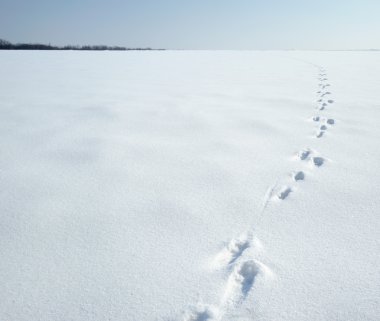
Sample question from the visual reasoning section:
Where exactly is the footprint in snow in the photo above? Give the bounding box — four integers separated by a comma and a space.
312, 116, 320, 122
183, 305, 219, 321
296, 149, 311, 160
316, 131, 324, 138
211, 233, 258, 268
293, 171, 305, 181
222, 260, 270, 307
311, 156, 325, 167
328, 99, 334, 104
277, 186, 292, 200
327, 118, 335, 125
320, 124, 327, 131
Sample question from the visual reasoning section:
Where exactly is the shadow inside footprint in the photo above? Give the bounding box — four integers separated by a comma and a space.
277, 186, 292, 200
312, 157, 324, 167
227, 238, 250, 265
221, 258, 274, 309
327, 119, 335, 125
213, 235, 251, 268
293, 171, 305, 181
237, 261, 260, 296
184, 305, 218, 321
297, 149, 311, 160
189, 311, 212, 321
316, 131, 324, 138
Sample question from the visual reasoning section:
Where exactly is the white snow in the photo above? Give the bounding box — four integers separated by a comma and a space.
0, 50, 379, 321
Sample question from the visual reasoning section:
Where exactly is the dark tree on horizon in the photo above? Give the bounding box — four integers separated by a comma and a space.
0, 38, 160, 51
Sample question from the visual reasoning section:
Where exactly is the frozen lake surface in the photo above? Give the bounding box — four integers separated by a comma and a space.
0, 50, 379, 320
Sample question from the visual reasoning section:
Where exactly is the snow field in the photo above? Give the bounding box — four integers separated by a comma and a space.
0, 50, 379, 321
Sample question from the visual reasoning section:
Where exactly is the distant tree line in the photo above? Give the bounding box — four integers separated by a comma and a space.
0, 39, 162, 51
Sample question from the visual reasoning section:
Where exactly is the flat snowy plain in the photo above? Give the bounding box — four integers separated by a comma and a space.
0, 51, 379, 321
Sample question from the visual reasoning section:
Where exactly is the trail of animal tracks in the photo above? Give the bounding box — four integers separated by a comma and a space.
0, 51, 379, 321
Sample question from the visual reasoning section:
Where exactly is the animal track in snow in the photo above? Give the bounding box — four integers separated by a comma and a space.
183, 305, 219, 321
316, 131, 324, 138
222, 260, 271, 307
212, 234, 252, 268
181, 65, 335, 321
293, 171, 305, 181
277, 186, 292, 200
296, 148, 311, 160
233, 261, 259, 296
311, 156, 325, 167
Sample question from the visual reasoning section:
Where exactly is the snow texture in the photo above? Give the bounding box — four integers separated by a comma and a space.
0, 51, 379, 321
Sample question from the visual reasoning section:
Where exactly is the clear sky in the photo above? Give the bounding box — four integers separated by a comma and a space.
1, 0, 380, 49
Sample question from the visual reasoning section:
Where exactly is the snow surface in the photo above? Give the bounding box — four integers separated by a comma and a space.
0, 50, 379, 321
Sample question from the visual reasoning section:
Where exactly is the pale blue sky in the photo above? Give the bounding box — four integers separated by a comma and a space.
1, 0, 379, 49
